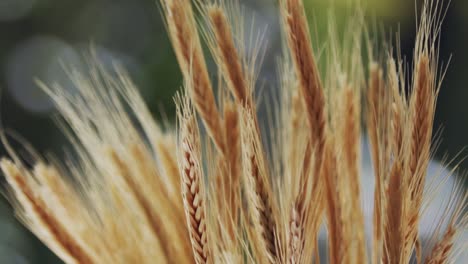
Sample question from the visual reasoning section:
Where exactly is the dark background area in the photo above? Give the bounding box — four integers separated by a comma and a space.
0, 0, 466, 262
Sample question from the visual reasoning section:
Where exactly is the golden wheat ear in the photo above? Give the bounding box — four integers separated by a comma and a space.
160, 0, 225, 154
176, 92, 211, 264
2, 61, 202, 263
280, 0, 329, 262
205, 5, 249, 106
366, 1, 457, 263
200, 4, 246, 250
423, 176, 467, 264
0, 159, 95, 264
238, 105, 279, 264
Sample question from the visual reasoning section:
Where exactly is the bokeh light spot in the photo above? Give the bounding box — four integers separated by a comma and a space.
0, 0, 35, 21
6, 36, 83, 114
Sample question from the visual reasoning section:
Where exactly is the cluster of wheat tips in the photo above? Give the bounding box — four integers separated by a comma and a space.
0, 0, 467, 263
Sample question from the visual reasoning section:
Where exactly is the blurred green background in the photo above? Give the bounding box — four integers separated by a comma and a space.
0, 0, 466, 262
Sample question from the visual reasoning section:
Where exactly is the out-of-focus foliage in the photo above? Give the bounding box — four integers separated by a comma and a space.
304, 0, 405, 16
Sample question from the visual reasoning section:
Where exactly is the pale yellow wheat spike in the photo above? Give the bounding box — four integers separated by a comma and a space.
90, 150, 168, 263
383, 159, 406, 264
29, 163, 109, 262
161, 4, 237, 252
281, 0, 326, 157
402, 1, 442, 260
405, 54, 436, 261
381, 60, 410, 264
388, 57, 406, 156
0, 160, 95, 264
280, 0, 329, 262
204, 1, 282, 259
283, 86, 314, 264
321, 139, 345, 264
12, 63, 196, 263
286, 94, 322, 264
206, 151, 239, 261
287, 90, 307, 180
223, 102, 241, 240
239, 106, 278, 264
336, 86, 367, 263
378, 1, 445, 262
207, 145, 241, 259
277, 52, 317, 263
47, 66, 191, 263
408, 54, 435, 199
207, 5, 250, 107
177, 93, 211, 264
367, 63, 392, 263
203, 4, 246, 245
203, 120, 245, 263
209, 148, 231, 247
116, 71, 183, 210
288, 204, 305, 264
104, 145, 192, 263
110, 69, 190, 258
424, 184, 467, 264
325, 11, 368, 263
156, 134, 184, 208
161, 0, 225, 153
287, 148, 323, 264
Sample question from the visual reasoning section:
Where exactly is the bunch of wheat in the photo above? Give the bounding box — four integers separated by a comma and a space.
1, 0, 466, 263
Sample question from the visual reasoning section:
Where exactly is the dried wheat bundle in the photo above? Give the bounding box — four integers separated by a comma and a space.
1, 0, 466, 263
